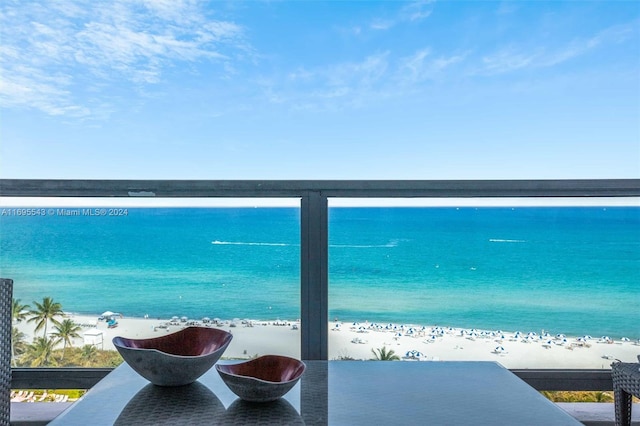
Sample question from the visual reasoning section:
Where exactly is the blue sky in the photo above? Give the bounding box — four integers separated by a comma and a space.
1, 1, 639, 180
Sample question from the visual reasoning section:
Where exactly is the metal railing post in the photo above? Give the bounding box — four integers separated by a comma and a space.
300, 192, 328, 360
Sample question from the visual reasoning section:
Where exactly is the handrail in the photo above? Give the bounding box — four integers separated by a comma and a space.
10, 367, 614, 392
1, 179, 639, 198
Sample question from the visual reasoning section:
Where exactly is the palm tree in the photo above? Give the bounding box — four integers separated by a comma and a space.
27, 297, 63, 338
24, 337, 57, 367
80, 345, 98, 367
594, 391, 613, 403
12, 298, 30, 323
370, 346, 400, 361
51, 319, 82, 359
11, 327, 27, 367
11, 298, 30, 367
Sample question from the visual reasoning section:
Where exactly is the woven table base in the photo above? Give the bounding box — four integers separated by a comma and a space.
1, 279, 13, 426
612, 361, 640, 426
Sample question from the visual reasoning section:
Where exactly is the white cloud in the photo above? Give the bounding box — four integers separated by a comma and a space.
400, 1, 434, 22
263, 46, 466, 111
482, 47, 538, 74
397, 48, 466, 84
0, 0, 245, 117
326, 52, 390, 88
370, 0, 434, 31
480, 21, 638, 74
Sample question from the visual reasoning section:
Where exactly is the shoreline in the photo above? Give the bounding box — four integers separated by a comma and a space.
14, 313, 640, 369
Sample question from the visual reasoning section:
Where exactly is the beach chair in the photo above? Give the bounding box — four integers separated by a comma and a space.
1, 278, 13, 426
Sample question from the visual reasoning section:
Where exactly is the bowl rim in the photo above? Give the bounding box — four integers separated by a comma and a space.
113, 326, 233, 359
215, 355, 306, 385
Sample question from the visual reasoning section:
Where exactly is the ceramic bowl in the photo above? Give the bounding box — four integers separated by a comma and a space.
216, 355, 306, 402
113, 326, 233, 386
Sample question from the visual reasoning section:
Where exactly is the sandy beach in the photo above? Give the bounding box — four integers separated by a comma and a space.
15, 313, 640, 369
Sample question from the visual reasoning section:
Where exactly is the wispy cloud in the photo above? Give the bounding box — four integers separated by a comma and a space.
400, 1, 435, 22
256, 52, 392, 110
369, 0, 434, 31
0, 0, 246, 117
260, 46, 466, 111
397, 48, 466, 83
480, 20, 638, 74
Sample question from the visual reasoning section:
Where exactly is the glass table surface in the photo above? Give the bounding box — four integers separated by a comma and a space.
49, 361, 581, 425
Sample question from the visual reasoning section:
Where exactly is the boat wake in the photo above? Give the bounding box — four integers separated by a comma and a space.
212, 240, 291, 247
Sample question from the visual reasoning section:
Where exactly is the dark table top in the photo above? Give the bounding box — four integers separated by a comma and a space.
50, 360, 581, 425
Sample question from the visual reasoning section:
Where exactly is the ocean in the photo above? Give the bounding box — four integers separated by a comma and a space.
1, 206, 638, 339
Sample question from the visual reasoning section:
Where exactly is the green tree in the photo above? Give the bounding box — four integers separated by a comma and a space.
370, 346, 400, 361
12, 298, 30, 323
24, 337, 57, 367
27, 297, 63, 338
11, 327, 27, 367
11, 299, 31, 367
79, 345, 98, 367
51, 319, 82, 359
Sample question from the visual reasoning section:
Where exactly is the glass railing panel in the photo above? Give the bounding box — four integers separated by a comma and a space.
327, 198, 640, 368
1, 198, 301, 368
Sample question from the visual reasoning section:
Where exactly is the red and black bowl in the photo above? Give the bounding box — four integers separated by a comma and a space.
216, 355, 306, 402
113, 327, 233, 387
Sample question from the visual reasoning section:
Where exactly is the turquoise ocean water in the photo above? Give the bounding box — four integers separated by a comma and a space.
1, 207, 638, 338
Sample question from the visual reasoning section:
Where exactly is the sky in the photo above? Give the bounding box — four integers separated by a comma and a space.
0, 0, 639, 181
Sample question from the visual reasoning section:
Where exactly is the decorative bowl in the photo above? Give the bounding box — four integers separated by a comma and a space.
215, 355, 306, 402
113, 326, 232, 386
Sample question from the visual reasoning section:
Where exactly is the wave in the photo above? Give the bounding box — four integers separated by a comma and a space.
212, 240, 399, 248
330, 242, 398, 248
212, 240, 291, 247
489, 239, 526, 243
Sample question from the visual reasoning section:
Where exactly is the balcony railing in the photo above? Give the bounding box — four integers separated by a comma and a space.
2, 178, 639, 392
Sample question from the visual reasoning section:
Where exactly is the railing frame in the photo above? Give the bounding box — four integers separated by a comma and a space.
2, 179, 639, 388
9, 367, 614, 392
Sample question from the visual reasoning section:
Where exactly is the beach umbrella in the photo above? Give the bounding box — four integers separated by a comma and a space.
621, 337, 630, 342
101, 311, 115, 317
494, 346, 505, 353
